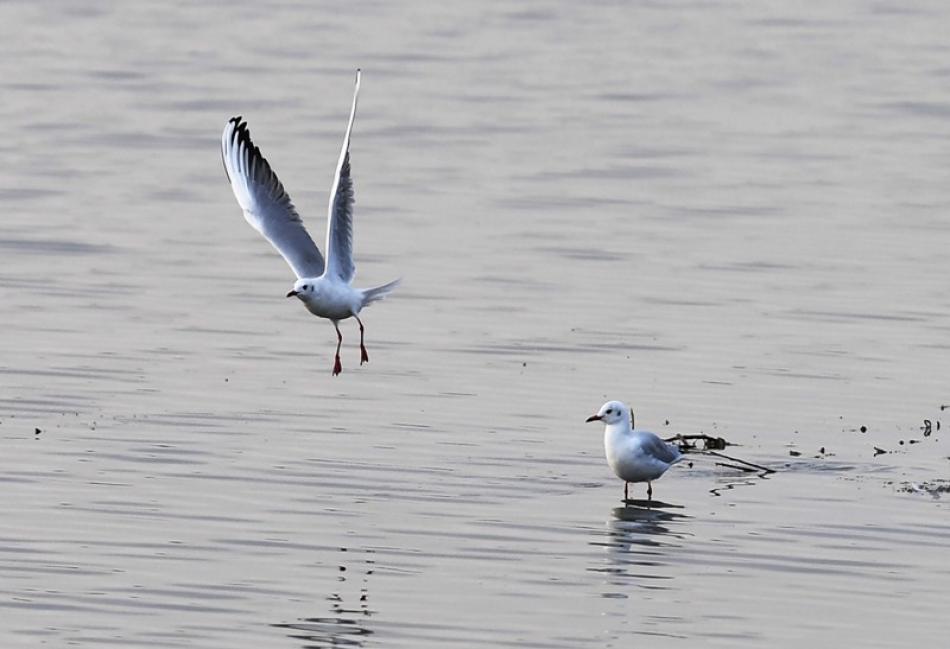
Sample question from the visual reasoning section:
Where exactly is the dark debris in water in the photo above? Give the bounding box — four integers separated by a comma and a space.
665, 433, 730, 452
664, 434, 774, 474
850, 412, 943, 457
708, 450, 774, 475
894, 480, 950, 499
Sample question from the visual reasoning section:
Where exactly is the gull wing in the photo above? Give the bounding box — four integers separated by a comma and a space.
222, 117, 325, 279
640, 432, 683, 465
324, 69, 361, 283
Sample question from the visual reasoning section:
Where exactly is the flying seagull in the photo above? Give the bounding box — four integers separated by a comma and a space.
586, 400, 683, 501
221, 69, 399, 375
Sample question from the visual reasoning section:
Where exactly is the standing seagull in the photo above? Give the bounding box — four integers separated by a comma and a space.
586, 400, 683, 501
221, 69, 399, 375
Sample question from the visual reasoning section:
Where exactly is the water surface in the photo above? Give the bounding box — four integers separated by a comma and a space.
1, 1, 949, 647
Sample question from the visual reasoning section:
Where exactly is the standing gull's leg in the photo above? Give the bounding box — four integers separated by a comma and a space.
624, 482, 629, 501
647, 482, 653, 501
355, 315, 369, 365
332, 321, 343, 376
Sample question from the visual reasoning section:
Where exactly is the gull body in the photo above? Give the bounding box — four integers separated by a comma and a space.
295, 279, 364, 321
221, 69, 399, 375
586, 400, 683, 501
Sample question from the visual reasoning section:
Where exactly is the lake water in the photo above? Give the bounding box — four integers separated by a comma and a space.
2, 1, 949, 647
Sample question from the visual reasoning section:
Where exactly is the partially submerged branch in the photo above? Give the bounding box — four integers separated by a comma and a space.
665, 433, 732, 451
715, 461, 758, 473
705, 450, 776, 475
665, 433, 776, 474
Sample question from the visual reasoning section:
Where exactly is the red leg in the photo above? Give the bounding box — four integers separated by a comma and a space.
332, 321, 343, 376
355, 315, 369, 365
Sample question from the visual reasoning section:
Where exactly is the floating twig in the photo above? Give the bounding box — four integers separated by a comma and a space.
665, 433, 774, 473
666, 433, 731, 451
715, 461, 758, 473
705, 450, 775, 474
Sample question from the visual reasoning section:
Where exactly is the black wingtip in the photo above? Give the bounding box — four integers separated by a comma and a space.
234, 121, 256, 156
225, 117, 281, 193
225, 116, 250, 151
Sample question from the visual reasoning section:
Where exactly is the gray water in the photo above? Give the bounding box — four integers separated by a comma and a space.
2, 1, 949, 646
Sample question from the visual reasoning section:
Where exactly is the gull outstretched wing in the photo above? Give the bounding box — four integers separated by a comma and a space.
324, 69, 361, 283
222, 117, 325, 279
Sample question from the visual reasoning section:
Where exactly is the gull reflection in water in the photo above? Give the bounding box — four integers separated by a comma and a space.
589, 501, 691, 594
274, 547, 376, 648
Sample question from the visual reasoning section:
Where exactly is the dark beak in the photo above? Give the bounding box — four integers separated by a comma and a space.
286, 290, 299, 298
585, 414, 602, 423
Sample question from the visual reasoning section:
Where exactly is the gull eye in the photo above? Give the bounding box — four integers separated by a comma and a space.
303, 284, 309, 290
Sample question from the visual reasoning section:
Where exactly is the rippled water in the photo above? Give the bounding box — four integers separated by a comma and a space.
2, 1, 949, 647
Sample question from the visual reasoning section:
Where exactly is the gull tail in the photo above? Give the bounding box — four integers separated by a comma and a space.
360, 278, 401, 308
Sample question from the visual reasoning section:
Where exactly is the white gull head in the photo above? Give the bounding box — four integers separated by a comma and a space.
585, 400, 629, 427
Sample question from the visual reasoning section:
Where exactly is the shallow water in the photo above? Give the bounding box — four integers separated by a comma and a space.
2, 1, 949, 647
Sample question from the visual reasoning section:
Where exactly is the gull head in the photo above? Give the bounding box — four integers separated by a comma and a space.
286, 279, 317, 301
586, 400, 629, 426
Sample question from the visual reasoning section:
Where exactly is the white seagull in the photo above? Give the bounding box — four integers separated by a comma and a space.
221, 69, 399, 375
586, 400, 683, 501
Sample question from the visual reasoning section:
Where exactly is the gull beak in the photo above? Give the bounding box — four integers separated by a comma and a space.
585, 414, 602, 423
286, 290, 299, 298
